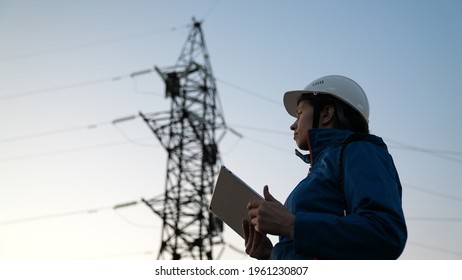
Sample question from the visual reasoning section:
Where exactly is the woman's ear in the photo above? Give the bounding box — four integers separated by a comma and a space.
320, 105, 336, 127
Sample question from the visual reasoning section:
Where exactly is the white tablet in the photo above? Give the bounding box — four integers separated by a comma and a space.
209, 165, 263, 238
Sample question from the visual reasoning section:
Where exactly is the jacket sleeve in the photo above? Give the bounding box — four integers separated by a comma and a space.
293, 141, 407, 259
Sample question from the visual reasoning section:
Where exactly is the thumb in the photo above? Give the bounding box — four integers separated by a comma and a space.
263, 185, 276, 201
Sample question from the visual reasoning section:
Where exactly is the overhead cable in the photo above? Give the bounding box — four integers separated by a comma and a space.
0, 205, 113, 226
407, 241, 462, 257
0, 114, 140, 144
404, 183, 462, 204
0, 199, 146, 227
0, 24, 189, 63
216, 77, 280, 106
0, 137, 155, 163
0, 68, 152, 101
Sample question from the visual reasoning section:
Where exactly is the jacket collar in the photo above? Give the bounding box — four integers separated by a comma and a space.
296, 128, 353, 165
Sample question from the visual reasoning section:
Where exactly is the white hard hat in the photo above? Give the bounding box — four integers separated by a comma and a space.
283, 75, 370, 124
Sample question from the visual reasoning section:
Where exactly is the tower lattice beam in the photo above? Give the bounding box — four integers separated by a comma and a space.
140, 19, 226, 260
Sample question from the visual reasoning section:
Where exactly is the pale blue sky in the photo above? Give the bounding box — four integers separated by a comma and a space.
1, 0, 461, 259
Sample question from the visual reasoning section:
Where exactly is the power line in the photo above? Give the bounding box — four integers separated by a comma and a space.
0, 136, 156, 163
200, 0, 222, 21
219, 80, 462, 162
1, 72, 135, 101
385, 137, 462, 156
242, 135, 288, 154
404, 183, 462, 204
0, 114, 158, 162
113, 209, 161, 229
233, 124, 462, 165
0, 67, 162, 101
0, 205, 113, 226
0, 119, 260, 156
131, 74, 164, 97
407, 241, 462, 258
407, 217, 462, 222
0, 119, 115, 144
233, 124, 462, 158
218, 80, 462, 162
229, 124, 287, 135
0, 24, 189, 63
0, 76, 127, 101
113, 124, 160, 148
0, 114, 142, 145
2, 113, 461, 197
0, 199, 149, 227
216, 77, 280, 106
385, 138, 462, 165
4, 67, 459, 164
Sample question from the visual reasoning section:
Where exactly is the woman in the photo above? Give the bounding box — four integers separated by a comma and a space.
243, 75, 407, 259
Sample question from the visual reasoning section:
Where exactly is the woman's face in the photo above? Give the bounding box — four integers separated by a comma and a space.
290, 100, 314, 151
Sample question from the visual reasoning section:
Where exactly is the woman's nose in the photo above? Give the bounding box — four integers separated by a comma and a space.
290, 120, 297, 131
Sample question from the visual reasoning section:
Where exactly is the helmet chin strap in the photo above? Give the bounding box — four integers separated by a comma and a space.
294, 96, 320, 165
295, 149, 310, 164
312, 98, 321, 129
295, 98, 322, 165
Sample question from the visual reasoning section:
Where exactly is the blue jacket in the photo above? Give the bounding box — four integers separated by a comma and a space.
271, 129, 407, 259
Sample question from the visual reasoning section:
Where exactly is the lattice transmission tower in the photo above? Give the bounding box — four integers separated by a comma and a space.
140, 19, 226, 260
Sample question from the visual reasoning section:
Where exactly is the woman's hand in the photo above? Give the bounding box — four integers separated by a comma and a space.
242, 219, 273, 259
247, 185, 295, 237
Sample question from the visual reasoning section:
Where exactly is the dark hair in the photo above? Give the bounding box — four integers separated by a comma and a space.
298, 94, 369, 133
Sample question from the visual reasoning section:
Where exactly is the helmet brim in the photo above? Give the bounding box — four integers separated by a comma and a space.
283, 90, 316, 118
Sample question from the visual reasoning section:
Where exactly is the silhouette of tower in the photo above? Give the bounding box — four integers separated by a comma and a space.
140, 18, 226, 260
